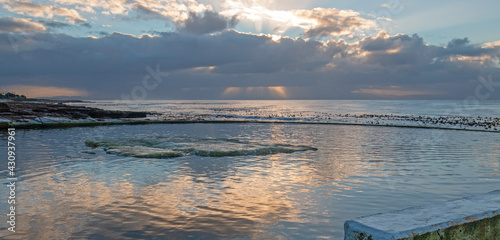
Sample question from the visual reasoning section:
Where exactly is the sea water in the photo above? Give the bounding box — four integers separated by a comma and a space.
74, 100, 500, 131
0, 100, 499, 239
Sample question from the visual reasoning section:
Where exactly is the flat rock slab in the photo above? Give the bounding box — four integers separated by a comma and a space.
0, 100, 149, 122
344, 190, 500, 239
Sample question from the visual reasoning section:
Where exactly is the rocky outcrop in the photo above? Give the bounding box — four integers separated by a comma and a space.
0, 100, 149, 123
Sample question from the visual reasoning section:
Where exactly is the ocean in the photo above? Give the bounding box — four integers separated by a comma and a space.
1, 100, 499, 239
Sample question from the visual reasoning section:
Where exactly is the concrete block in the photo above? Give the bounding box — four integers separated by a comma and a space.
344, 190, 500, 239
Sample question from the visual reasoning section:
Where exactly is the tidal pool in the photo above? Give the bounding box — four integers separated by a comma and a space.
1, 123, 499, 239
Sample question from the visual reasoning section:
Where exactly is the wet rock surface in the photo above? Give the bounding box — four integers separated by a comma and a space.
85, 136, 318, 158
0, 100, 149, 123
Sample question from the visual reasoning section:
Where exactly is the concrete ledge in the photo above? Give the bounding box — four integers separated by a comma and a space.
344, 190, 500, 240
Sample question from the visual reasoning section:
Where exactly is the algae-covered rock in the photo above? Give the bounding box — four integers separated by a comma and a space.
84, 140, 100, 148
85, 136, 317, 159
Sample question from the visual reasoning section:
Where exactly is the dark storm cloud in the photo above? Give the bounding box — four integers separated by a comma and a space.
212, 36, 342, 74
0, 30, 499, 99
0, 30, 335, 76
177, 10, 238, 35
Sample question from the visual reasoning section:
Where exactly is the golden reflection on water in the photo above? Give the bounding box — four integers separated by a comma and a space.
3, 122, 499, 239
17, 127, 372, 239
4, 125, 389, 239
14, 150, 335, 239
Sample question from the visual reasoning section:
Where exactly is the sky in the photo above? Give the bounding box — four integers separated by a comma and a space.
0, 0, 499, 100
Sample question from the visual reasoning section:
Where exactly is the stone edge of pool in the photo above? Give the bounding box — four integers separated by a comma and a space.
344, 190, 500, 240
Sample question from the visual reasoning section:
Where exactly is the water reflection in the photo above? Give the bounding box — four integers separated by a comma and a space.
0, 123, 499, 239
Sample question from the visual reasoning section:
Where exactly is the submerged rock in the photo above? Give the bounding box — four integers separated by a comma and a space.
85, 136, 317, 159
80, 150, 97, 155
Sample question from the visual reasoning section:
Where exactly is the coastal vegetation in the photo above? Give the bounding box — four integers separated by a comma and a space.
0, 92, 26, 100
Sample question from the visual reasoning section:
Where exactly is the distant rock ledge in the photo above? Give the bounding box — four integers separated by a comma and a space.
0, 100, 150, 128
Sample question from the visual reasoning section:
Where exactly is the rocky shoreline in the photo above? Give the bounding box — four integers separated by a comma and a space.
0, 100, 150, 128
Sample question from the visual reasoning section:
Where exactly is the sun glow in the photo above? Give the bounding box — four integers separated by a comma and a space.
190, 66, 216, 71
1, 85, 89, 98
221, 0, 316, 34
352, 87, 442, 97
223, 86, 288, 99
268, 86, 287, 98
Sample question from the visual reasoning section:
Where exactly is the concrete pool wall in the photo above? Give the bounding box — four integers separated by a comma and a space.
344, 190, 500, 239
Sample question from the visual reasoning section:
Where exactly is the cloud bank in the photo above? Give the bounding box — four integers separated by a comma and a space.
0, 1, 499, 99
1, 29, 498, 99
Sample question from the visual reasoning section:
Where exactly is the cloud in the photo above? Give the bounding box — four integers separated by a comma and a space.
443, 37, 494, 57
177, 10, 238, 34
220, 0, 301, 33
483, 40, 500, 48
30, 20, 91, 31
0, 30, 337, 75
355, 32, 430, 66
96, 31, 109, 36
75, 5, 95, 14
293, 8, 376, 38
80, 22, 92, 28
0, 17, 46, 33
45, 0, 211, 22
50, 0, 128, 15
37, 20, 72, 29
0, 30, 498, 100
130, 0, 210, 21
1, 0, 374, 40
4, 1, 87, 24
220, 2, 376, 38
133, 3, 168, 20
346, 31, 499, 71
